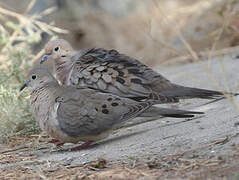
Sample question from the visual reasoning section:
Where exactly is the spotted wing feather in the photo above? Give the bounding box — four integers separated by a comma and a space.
56, 87, 154, 138
69, 48, 171, 99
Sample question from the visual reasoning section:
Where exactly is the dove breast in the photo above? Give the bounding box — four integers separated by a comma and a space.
30, 86, 75, 142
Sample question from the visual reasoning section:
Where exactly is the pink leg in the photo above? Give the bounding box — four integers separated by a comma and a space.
48, 138, 61, 143
48, 138, 65, 147
70, 141, 93, 151
56, 142, 65, 147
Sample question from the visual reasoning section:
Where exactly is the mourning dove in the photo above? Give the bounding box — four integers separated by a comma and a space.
40, 39, 236, 101
20, 67, 203, 150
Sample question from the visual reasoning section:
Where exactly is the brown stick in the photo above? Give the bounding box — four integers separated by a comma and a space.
169, 133, 239, 157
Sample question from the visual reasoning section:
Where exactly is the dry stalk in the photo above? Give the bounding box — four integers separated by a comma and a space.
163, 45, 239, 65
152, 0, 239, 111
0, 6, 68, 34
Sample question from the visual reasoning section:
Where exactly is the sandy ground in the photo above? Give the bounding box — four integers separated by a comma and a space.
1, 51, 239, 179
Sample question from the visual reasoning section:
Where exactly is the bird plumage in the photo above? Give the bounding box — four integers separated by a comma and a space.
20, 67, 203, 145
40, 39, 235, 101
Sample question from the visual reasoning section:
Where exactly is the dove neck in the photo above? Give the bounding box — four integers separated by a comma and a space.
55, 60, 73, 85
32, 82, 61, 103
30, 82, 61, 131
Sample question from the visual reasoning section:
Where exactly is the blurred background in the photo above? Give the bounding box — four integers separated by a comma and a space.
0, 0, 238, 142
1, 0, 239, 64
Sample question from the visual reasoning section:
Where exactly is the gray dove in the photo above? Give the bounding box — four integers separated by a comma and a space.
20, 67, 203, 150
40, 39, 237, 101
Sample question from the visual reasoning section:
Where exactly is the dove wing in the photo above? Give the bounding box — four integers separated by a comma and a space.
69, 48, 172, 99
56, 87, 155, 138
68, 48, 228, 100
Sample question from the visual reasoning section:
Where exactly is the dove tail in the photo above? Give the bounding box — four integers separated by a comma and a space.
141, 106, 204, 118
160, 84, 238, 99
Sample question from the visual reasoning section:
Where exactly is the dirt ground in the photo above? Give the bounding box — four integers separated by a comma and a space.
0, 48, 239, 179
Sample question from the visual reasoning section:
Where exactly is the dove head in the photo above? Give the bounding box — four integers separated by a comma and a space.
20, 67, 58, 91
40, 39, 73, 65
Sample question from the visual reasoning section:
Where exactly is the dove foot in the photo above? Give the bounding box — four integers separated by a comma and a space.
48, 138, 61, 143
56, 142, 65, 147
70, 141, 93, 151
48, 139, 65, 147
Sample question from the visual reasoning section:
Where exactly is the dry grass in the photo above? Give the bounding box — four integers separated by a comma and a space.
151, 0, 239, 113
0, 2, 68, 143
55, 0, 239, 66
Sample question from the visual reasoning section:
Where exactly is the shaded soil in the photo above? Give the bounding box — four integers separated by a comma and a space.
0, 136, 239, 180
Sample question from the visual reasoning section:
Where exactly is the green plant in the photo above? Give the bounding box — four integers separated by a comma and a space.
0, 3, 68, 143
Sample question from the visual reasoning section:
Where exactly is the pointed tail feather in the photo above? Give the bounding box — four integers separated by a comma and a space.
141, 106, 204, 118
160, 84, 238, 99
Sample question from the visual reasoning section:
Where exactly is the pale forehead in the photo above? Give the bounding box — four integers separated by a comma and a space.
44, 39, 73, 51
28, 67, 51, 77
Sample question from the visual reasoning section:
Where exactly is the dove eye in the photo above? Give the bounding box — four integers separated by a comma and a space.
54, 46, 60, 52
31, 75, 37, 80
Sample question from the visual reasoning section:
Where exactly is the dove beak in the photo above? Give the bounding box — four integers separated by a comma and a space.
40, 54, 49, 64
20, 80, 30, 91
